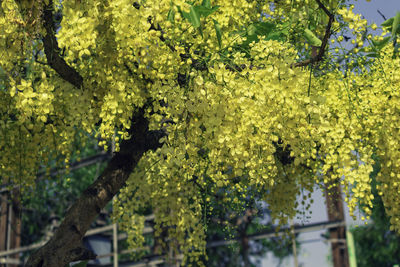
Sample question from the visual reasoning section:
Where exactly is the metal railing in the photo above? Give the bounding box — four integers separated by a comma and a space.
0, 219, 346, 266
0, 214, 155, 266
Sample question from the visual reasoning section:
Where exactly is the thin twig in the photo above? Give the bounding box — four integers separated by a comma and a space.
377, 10, 387, 21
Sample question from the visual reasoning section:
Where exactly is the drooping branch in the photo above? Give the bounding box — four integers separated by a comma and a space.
292, 0, 335, 68
25, 110, 165, 267
42, 0, 83, 88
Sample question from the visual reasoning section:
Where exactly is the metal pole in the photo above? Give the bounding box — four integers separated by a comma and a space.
291, 219, 299, 267
112, 135, 118, 267
113, 223, 118, 267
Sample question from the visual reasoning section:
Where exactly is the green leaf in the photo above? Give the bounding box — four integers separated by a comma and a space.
201, 0, 212, 9
245, 22, 277, 39
372, 36, 391, 50
234, 22, 286, 51
73, 261, 89, 267
358, 47, 368, 53
167, 8, 175, 22
178, 6, 191, 22
382, 17, 394, 28
254, 22, 275, 36
213, 19, 222, 49
381, 15, 400, 35
267, 31, 286, 41
194, 5, 219, 18
366, 52, 379, 58
392, 12, 400, 37
303, 29, 322, 47
189, 6, 201, 28
247, 24, 257, 36
279, 21, 290, 33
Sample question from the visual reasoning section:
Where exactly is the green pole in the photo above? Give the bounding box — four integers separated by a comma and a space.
346, 230, 357, 267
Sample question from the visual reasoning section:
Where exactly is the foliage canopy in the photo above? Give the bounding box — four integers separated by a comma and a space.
1, 0, 400, 265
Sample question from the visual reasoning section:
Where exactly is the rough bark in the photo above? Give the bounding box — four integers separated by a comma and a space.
25, 112, 164, 267
42, 0, 83, 89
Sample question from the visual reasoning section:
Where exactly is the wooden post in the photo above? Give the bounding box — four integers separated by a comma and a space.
0, 193, 8, 252
325, 182, 349, 267
0, 191, 22, 267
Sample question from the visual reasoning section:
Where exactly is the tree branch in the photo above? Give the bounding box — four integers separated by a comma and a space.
25, 110, 165, 267
42, 0, 83, 88
292, 0, 335, 68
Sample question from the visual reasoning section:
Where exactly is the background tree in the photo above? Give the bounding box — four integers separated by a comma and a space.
204, 195, 295, 267
18, 136, 110, 248
351, 155, 400, 267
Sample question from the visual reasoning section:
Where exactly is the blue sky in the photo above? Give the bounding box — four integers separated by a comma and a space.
352, 0, 399, 25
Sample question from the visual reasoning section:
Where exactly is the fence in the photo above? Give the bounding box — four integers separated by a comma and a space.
0, 219, 346, 266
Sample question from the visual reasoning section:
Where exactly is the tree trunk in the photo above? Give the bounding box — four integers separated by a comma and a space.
25, 112, 164, 267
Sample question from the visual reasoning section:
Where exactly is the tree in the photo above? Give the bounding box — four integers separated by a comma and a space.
351, 155, 400, 267
1, 0, 400, 266
18, 136, 294, 266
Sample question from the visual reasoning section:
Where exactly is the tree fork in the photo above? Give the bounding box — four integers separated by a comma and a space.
292, 0, 335, 68
25, 111, 165, 267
